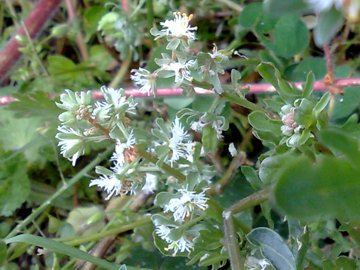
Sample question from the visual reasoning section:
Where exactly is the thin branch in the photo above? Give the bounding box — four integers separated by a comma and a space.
65, 0, 89, 60
223, 187, 271, 270
0, 0, 62, 83
2, 77, 360, 106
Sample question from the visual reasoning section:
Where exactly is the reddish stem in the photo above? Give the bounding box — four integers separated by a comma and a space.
2, 77, 360, 106
0, 0, 62, 83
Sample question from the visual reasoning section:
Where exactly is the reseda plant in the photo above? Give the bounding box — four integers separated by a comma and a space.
55, 10, 357, 270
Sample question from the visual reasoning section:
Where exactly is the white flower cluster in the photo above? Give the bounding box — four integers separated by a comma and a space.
153, 188, 209, 255
163, 188, 208, 222
131, 12, 199, 95
168, 117, 194, 165
280, 104, 303, 136
245, 256, 271, 270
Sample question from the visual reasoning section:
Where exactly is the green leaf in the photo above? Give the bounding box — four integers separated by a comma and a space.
163, 97, 195, 110
264, 0, 308, 16
0, 241, 6, 266
285, 57, 326, 81
266, 15, 309, 58
259, 152, 297, 185
332, 86, 360, 120
314, 7, 344, 46
257, 62, 280, 89
248, 111, 282, 134
202, 126, 218, 153
302, 71, 315, 98
238, 3, 263, 29
313, 92, 330, 118
5, 234, 121, 270
274, 155, 360, 221
241, 166, 262, 190
247, 227, 296, 270
319, 128, 360, 165
0, 151, 30, 217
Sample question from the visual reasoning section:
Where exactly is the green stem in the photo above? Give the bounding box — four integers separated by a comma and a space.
228, 187, 271, 214
137, 148, 186, 181
146, 0, 154, 27
59, 216, 151, 246
221, 92, 265, 112
109, 50, 132, 89
6, 146, 114, 239
223, 211, 245, 270
223, 188, 271, 270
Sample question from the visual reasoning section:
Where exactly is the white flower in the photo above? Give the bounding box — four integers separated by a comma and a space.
306, 0, 342, 12
155, 12, 197, 41
280, 105, 302, 136
209, 44, 228, 63
212, 119, 226, 139
164, 188, 209, 222
190, 119, 206, 132
131, 68, 157, 96
229, 143, 237, 157
142, 173, 158, 194
89, 174, 122, 200
96, 86, 137, 115
111, 130, 136, 166
159, 58, 197, 85
165, 235, 194, 255
245, 256, 271, 270
56, 126, 86, 166
169, 117, 193, 164
155, 224, 172, 240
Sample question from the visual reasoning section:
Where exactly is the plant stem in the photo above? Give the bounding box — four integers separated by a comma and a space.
65, 0, 88, 61
215, 0, 243, 12
109, 51, 133, 89
59, 216, 151, 246
223, 187, 271, 270
137, 148, 186, 181
6, 146, 114, 239
146, 0, 154, 27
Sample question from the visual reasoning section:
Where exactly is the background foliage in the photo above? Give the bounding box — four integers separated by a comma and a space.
1, 0, 360, 269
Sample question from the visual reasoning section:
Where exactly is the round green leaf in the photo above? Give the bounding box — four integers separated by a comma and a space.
274, 155, 360, 221
265, 16, 309, 58
247, 227, 296, 270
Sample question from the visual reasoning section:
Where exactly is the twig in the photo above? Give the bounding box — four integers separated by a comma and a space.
0, 0, 62, 83
64, 0, 89, 61
223, 187, 271, 270
2, 77, 360, 106
215, 0, 243, 12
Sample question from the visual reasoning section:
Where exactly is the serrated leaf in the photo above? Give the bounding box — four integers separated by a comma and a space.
0, 151, 30, 217
247, 227, 296, 270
